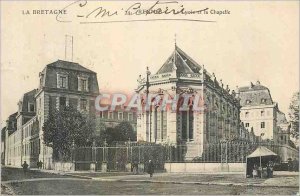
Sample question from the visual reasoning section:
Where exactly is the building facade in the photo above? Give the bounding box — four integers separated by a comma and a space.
136, 45, 242, 160
238, 81, 278, 141
3, 60, 99, 168
97, 105, 137, 132
238, 81, 298, 161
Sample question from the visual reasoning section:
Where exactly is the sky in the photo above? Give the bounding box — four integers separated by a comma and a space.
1, 1, 299, 127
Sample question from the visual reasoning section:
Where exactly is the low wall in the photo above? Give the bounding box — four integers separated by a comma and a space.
53, 162, 75, 172
165, 162, 246, 173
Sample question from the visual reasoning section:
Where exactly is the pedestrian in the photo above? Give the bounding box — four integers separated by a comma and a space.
133, 162, 138, 175
22, 161, 29, 174
252, 164, 258, 178
293, 158, 298, 172
268, 161, 274, 178
147, 160, 154, 178
37, 160, 43, 169
266, 163, 271, 178
288, 158, 293, 172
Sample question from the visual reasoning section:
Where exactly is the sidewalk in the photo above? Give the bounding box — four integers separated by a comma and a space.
54, 170, 300, 188
4, 166, 298, 188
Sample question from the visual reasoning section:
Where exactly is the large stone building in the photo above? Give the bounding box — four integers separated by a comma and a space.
3, 60, 99, 168
238, 81, 279, 141
136, 45, 242, 160
238, 81, 298, 161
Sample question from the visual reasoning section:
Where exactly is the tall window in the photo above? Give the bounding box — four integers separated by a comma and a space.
78, 77, 88, 91
181, 106, 194, 141
80, 99, 88, 111
108, 111, 113, 119
261, 111, 265, 117
261, 122, 265, 129
28, 103, 35, 112
128, 113, 133, 121
60, 97, 66, 107
118, 112, 123, 120
154, 107, 168, 141
58, 75, 68, 89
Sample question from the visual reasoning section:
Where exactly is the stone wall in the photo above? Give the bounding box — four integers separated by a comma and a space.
165, 162, 246, 173
53, 162, 75, 172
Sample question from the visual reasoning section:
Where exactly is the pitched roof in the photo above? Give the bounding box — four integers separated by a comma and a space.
239, 85, 268, 92
47, 60, 95, 73
7, 112, 17, 134
247, 146, 277, 158
156, 45, 204, 74
239, 82, 273, 106
20, 89, 37, 113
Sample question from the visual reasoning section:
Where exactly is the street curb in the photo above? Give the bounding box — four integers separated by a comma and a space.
63, 173, 93, 179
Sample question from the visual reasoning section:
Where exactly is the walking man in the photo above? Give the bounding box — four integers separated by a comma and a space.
22, 161, 29, 174
147, 160, 154, 178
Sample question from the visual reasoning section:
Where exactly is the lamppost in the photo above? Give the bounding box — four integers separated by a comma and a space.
145, 66, 151, 142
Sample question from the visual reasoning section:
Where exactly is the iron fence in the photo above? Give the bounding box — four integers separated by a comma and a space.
72, 141, 296, 171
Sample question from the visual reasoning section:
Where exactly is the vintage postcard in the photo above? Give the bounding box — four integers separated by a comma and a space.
1, 0, 299, 195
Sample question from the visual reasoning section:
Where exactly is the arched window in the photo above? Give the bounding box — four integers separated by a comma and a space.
181, 102, 194, 141
154, 105, 167, 142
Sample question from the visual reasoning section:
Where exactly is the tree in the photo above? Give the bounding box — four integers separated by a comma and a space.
288, 92, 299, 139
98, 121, 136, 145
43, 106, 95, 161
114, 121, 136, 142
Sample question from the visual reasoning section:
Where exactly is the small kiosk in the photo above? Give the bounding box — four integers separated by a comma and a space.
246, 146, 277, 178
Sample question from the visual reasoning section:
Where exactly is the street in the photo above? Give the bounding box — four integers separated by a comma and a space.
1, 167, 299, 195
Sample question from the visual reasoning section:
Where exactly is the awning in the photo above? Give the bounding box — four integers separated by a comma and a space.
247, 146, 277, 158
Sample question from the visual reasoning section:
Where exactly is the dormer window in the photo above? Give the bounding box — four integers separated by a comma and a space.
57, 74, 68, 89
28, 103, 35, 112
78, 77, 89, 92
261, 98, 266, 103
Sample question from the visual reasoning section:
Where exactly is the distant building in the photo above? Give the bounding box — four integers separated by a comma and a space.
238, 81, 278, 141
238, 81, 298, 161
3, 60, 99, 168
97, 105, 137, 132
276, 110, 291, 145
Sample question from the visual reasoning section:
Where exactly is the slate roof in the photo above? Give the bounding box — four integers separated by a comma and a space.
20, 89, 37, 113
156, 45, 203, 74
47, 60, 95, 73
277, 110, 288, 124
239, 82, 273, 106
7, 112, 17, 135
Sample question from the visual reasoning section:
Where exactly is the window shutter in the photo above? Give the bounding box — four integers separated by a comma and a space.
65, 76, 68, 89
57, 74, 61, 88
78, 77, 81, 91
